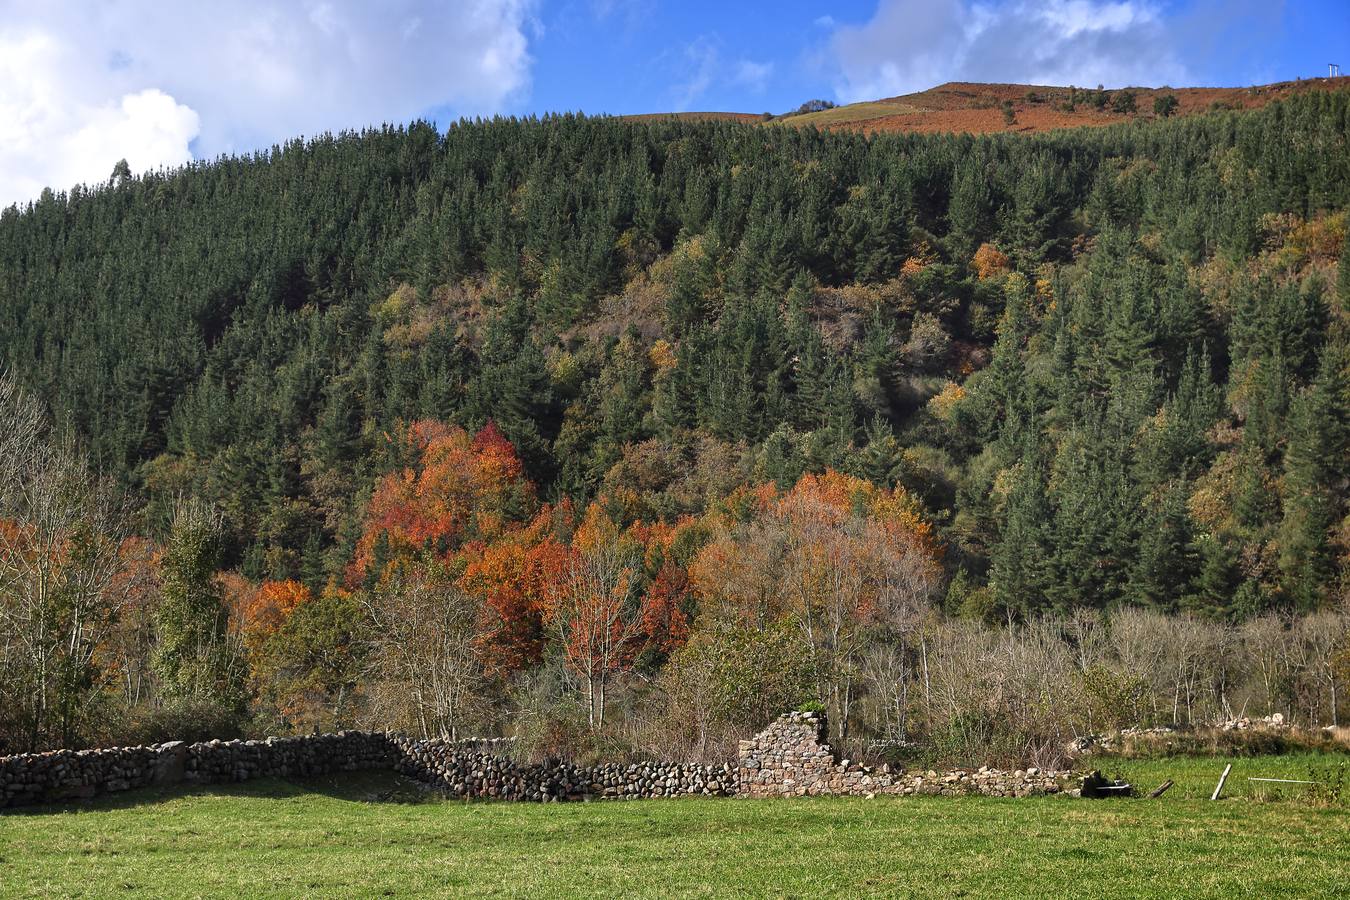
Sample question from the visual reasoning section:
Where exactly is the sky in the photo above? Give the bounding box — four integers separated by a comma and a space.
1, 0, 1346, 208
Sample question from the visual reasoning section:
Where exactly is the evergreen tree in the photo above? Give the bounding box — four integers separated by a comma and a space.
990, 447, 1053, 616
1278, 341, 1349, 610
1130, 481, 1198, 611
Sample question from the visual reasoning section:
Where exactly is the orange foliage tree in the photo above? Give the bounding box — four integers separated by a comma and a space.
689, 471, 943, 740
350, 420, 534, 584
458, 507, 570, 675
973, 242, 1011, 280
235, 579, 312, 653
540, 504, 651, 729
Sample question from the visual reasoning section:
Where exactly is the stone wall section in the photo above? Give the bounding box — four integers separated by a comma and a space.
393, 736, 736, 801
1, 732, 734, 809
0, 731, 395, 808
737, 711, 1071, 798
184, 732, 397, 784
3, 712, 1073, 809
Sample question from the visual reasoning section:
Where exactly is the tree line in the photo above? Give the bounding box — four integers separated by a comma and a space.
0, 90, 1348, 758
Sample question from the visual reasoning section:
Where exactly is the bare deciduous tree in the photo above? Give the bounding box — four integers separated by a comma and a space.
0, 373, 131, 751
363, 561, 487, 740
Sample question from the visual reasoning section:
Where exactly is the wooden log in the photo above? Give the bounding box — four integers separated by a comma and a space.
1148, 779, 1174, 798
1211, 764, 1232, 800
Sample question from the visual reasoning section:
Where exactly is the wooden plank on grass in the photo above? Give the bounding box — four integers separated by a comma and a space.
1148, 780, 1174, 798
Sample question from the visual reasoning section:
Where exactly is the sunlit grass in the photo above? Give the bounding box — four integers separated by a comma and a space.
1, 763, 1346, 898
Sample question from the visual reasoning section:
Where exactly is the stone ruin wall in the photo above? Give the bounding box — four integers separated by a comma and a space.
393, 736, 736, 801
2, 711, 1071, 809
737, 711, 1072, 798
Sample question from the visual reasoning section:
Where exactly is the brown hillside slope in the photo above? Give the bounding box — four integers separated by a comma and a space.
625, 77, 1350, 135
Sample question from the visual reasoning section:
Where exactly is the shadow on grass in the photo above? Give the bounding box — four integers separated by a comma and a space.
0, 769, 442, 817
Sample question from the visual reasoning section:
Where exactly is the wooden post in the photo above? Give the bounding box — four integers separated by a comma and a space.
1148, 779, 1174, 799
1211, 764, 1232, 801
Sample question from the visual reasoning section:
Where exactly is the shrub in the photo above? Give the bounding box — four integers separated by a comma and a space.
1106, 727, 1347, 760
124, 699, 248, 746
1307, 761, 1347, 805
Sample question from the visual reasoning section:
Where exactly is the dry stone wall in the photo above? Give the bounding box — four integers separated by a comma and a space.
738, 711, 1071, 798
0, 731, 395, 808
393, 736, 736, 801
3, 712, 1074, 809
1, 743, 182, 807
1, 732, 735, 809
183, 732, 397, 784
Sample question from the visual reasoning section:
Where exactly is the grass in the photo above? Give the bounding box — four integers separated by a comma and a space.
772, 100, 925, 128
1096, 752, 1348, 801
1, 760, 1347, 899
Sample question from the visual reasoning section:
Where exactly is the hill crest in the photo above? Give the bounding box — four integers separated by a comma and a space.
627, 76, 1350, 135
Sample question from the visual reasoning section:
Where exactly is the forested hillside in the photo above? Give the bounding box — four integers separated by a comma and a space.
1, 91, 1348, 759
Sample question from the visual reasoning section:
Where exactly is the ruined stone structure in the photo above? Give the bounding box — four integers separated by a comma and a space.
2, 711, 1073, 809
737, 710, 1071, 798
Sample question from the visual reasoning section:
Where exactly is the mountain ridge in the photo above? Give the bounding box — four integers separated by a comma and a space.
626, 75, 1350, 135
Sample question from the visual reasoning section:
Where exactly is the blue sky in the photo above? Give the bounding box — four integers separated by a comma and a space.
1, 1, 1346, 207
515, 0, 1347, 117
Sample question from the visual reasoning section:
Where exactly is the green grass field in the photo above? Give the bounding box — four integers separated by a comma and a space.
1, 757, 1347, 898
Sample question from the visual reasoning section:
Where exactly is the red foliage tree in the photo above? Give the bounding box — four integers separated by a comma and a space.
458, 509, 569, 676
349, 420, 533, 584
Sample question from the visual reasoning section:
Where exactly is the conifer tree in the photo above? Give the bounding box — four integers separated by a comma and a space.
991, 446, 1053, 616
1278, 341, 1349, 609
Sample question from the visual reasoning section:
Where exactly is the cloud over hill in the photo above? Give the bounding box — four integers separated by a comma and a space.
0, 0, 537, 208
827, 0, 1193, 102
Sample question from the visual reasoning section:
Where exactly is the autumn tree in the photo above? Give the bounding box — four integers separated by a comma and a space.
690, 472, 943, 741
0, 374, 132, 750
458, 507, 569, 674
543, 504, 647, 729
350, 421, 534, 584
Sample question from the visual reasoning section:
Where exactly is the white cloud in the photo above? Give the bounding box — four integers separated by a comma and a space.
827, 0, 1192, 103
0, 1, 537, 208
669, 37, 774, 111
0, 28, 198, 208
671, 39, 720, 111
732, 60, 775, 93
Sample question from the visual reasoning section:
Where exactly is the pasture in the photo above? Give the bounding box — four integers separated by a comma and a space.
1, 755, 1346, 898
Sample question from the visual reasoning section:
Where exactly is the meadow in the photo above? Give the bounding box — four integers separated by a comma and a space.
1, 756, 1346, 899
